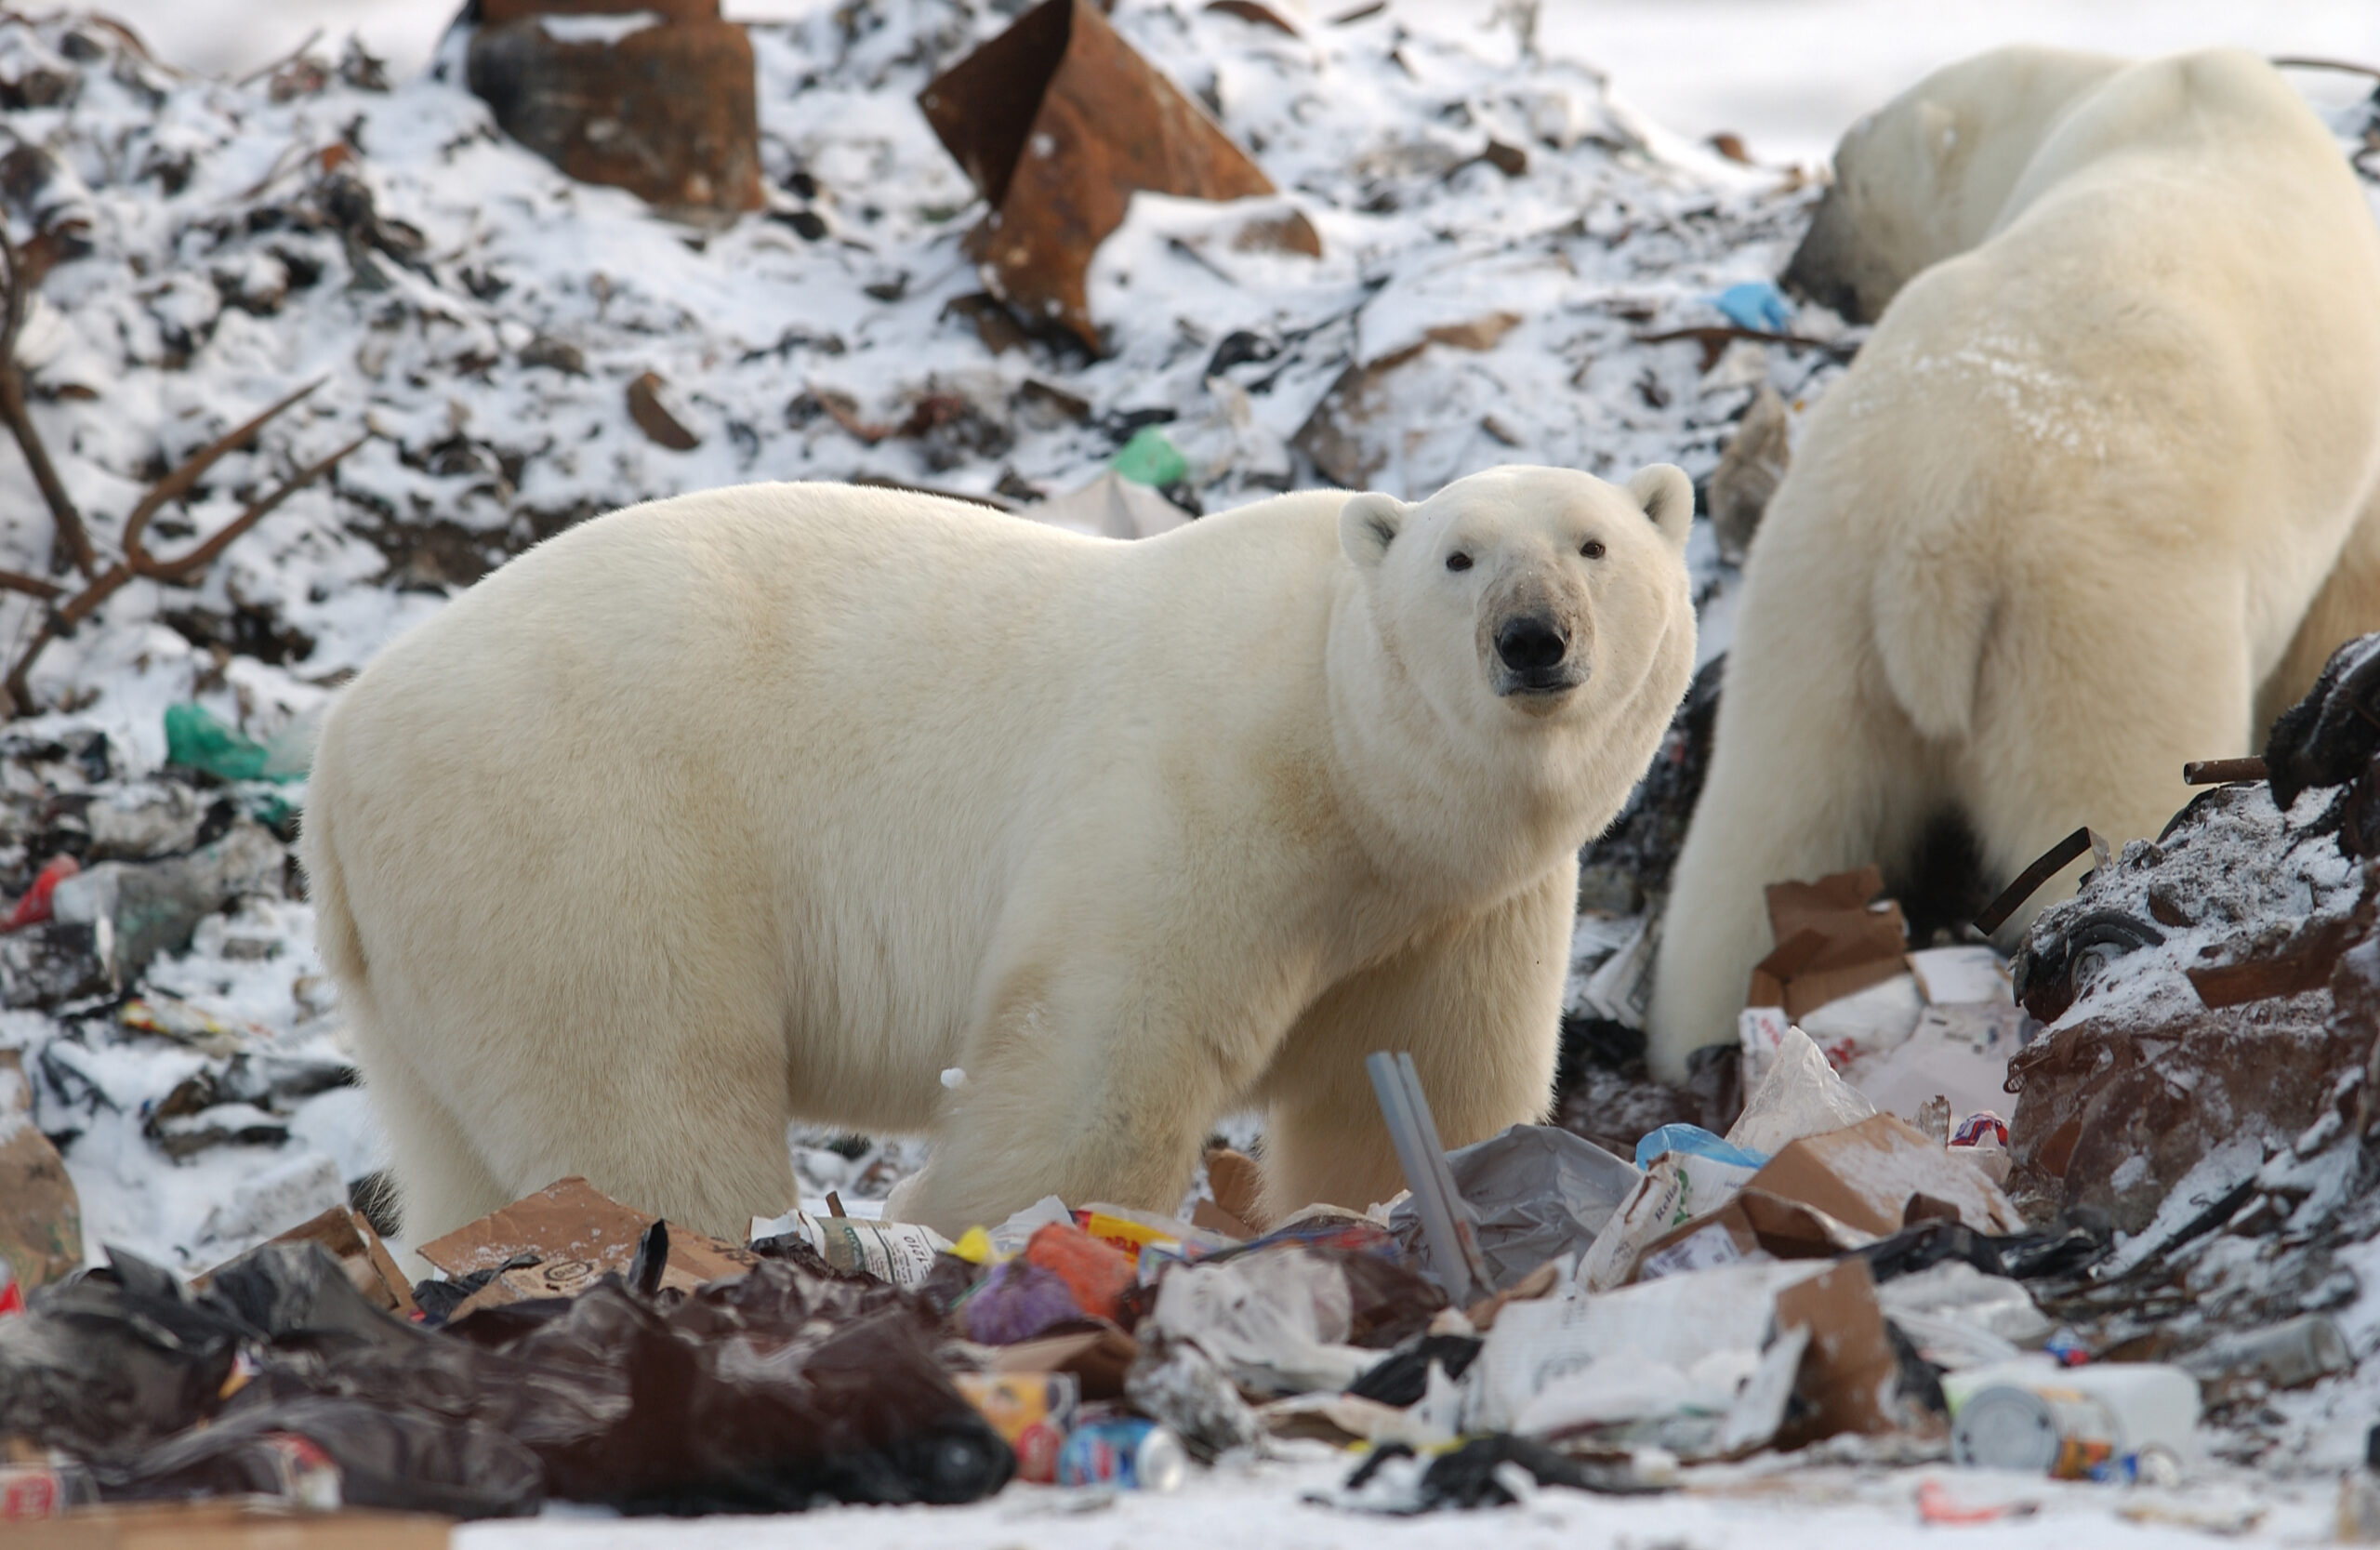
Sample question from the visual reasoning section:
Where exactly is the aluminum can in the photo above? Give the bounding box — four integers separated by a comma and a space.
1053, 1417, 1188, 1491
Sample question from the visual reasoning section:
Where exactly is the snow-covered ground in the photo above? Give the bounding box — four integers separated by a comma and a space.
87, 0, 2380, 166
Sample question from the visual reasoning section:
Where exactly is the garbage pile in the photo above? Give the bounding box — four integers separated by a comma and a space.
14, 647, 2380, 1530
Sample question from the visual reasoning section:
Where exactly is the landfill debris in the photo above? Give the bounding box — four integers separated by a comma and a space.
1388, 1123, 1637, 1298
1747, 867, 1911, 1024
919, 0, 1319, 350
951, 1371, 1079, 1482
1708, 381, 1789, 563
1053, 1416, 1189, 1490
466, 0, 764, 215
5, 1, 2380, 1535
0, 1050, 81, 1292
1944, 1358, 2198, 1478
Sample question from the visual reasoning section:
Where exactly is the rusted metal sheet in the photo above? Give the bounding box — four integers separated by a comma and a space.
919, 0, 1318, 351
469, 6, 763, 217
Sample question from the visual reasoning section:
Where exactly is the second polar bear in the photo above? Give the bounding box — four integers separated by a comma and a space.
1647, 46, 2380, 1077
303, 466, 1698, 1243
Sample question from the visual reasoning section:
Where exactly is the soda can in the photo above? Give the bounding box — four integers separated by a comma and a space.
951, 1371, 1080, 1484
0, 1462, 99, 1520
1950, 1110, 2008, 1147
1054, 1417, 1188, 1492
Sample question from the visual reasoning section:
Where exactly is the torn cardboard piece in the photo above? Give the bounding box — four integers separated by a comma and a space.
1770, 1257, 1912, 1445
1749, 1113, 2027, 1238
1747, 867, 1909, 1021
197, 1204, 416, 1318
918, 0, 1318, 351
417, 1176, 755, 1309
0, 1049, 80, 1293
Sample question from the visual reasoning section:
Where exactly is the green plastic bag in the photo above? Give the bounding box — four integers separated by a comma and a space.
1110, 426, 1188, 488
165, 702, 298, 785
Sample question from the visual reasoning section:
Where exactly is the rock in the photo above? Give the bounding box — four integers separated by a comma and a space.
467, 5, 764, 217
1710, 383, 1790, 563
626, 371, 701, 450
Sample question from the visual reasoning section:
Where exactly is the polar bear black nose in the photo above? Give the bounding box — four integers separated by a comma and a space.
1496, 616, 1568, 671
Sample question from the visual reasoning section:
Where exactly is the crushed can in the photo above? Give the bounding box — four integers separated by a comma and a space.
1054, 1417, 1188, 1492
0, 1461, 99, 1520
951, 1371, 1080, 1484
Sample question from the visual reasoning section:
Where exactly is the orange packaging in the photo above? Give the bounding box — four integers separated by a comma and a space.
1024, 1222, 1133, 1321
951, 1371, 1080, 1483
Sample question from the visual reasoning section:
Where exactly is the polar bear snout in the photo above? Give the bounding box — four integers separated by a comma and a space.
1494, 615, 1572, 687
1488, 601, 1585, 704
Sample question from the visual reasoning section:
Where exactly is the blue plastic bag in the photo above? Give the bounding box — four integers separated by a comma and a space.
1633, 1123, 1769, 1171
1712, 280, 1792, 333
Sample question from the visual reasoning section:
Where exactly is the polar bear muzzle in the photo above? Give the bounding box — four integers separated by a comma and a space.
1493, 614, 1574, 696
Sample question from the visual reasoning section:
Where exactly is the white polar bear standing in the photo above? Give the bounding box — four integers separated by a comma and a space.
303, 465, 1697, 1243
1646, 46, 2380, 1079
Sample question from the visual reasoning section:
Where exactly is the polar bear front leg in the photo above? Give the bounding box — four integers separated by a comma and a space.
893, 928, 1316, 1237
1252, 864, 1575, 1225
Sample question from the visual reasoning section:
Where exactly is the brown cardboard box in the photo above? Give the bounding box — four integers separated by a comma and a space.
417, 1176, 755, 1311
11, 1499, 449, 1549
1747, 1113, 2026, 1237
1746, 867, 1910, 1020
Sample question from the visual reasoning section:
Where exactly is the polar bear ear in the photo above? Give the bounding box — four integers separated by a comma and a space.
1627, 464, 1695, 550
1340, 493, 1408, 569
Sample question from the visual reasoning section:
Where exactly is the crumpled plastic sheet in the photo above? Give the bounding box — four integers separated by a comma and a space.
1389, 1123, 1640, 1297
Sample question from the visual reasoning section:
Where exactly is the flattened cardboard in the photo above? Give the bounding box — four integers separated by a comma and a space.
1747, 867, 1910, 1020
12, 1499, 450, 1549
1771, 1257, 1902, 1444
1748, 1113, 2026, 1238
418, 1176, 754, 1308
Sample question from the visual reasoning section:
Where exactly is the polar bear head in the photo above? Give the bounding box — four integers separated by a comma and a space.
1783, 45, 2122, 322
1337, 464, 1694, 746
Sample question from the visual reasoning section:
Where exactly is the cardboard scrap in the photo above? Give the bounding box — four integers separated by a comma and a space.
196, 1205, 416, 1318
9, 1500, 451, 1549
1747, 1113, 2026, 1238
1770, 1257, 1907, 1445
0, 1049, 80, 1293
984, 1326, 1141, 1400
417, 1176, 755, 1312
1630, 1187, 1872, 1285
1747, 867, 1910, 1021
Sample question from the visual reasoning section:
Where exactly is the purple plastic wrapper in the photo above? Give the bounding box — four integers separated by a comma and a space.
963, 1258, 1084, 1345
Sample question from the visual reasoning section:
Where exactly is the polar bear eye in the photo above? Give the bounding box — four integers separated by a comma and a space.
1446, 552, 1473, 573
1580, 538, 1606, 560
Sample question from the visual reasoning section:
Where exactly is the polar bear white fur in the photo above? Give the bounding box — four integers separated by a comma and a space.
1647, 46, 2380, 1079
304, 466, 1698, 1242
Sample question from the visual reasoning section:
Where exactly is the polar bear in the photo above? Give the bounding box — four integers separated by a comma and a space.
1646, 46, 2380, 1079
303, 466, 1697, 1243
